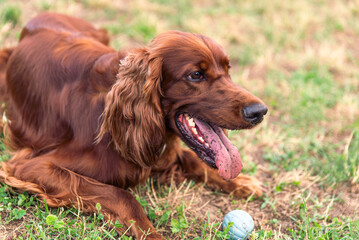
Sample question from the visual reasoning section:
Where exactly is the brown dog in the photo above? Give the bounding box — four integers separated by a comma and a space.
0, 12, 267, 239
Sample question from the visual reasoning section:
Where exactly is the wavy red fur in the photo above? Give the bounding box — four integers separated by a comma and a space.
0, 13, 266, 239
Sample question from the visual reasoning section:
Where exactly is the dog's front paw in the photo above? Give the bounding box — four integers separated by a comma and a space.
228, 174, 265, 197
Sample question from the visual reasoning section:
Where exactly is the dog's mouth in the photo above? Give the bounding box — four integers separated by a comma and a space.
175, 113, 242, 180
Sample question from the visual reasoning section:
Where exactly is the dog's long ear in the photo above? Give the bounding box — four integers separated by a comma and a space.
98, 48, 165, 168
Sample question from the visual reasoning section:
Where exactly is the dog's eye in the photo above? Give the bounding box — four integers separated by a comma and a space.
187, 71, 205, 82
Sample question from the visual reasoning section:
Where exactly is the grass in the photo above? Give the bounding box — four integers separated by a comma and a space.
288, 200, 359, 239
1, 0, 359, 239
0, 184, 120, 239
1, 5, 21, 26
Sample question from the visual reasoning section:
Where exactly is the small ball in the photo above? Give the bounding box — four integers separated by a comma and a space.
222, 210, 254, 240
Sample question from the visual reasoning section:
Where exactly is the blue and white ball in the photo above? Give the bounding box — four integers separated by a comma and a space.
222, 210, 254, 240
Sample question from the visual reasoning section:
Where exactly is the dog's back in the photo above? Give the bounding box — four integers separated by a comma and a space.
2, 13, 118, 151
20, 12, 109, 44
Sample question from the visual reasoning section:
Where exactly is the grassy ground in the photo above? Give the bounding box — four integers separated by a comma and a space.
1, 0, 359, 239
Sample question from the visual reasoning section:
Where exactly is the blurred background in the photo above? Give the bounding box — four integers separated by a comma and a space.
1, 0, 359, 239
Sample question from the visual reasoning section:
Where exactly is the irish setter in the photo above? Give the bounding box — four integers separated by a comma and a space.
0, 13, 267, 239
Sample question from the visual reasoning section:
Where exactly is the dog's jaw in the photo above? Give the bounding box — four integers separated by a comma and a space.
175, 112, 243, 180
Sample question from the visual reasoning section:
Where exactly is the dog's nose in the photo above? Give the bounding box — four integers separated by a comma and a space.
242, 103, 268, 125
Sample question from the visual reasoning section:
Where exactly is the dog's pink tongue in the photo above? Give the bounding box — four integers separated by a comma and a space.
194, 118, 242, 180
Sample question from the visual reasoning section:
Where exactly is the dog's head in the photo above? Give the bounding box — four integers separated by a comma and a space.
99, 31, 267, 178
148, 31, 267, 179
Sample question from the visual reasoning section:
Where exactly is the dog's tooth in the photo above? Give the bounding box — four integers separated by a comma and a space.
188, 118, 195, 127
198, 136, 204, 143
192, 127, 198, 135
205, 143, 210, 148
